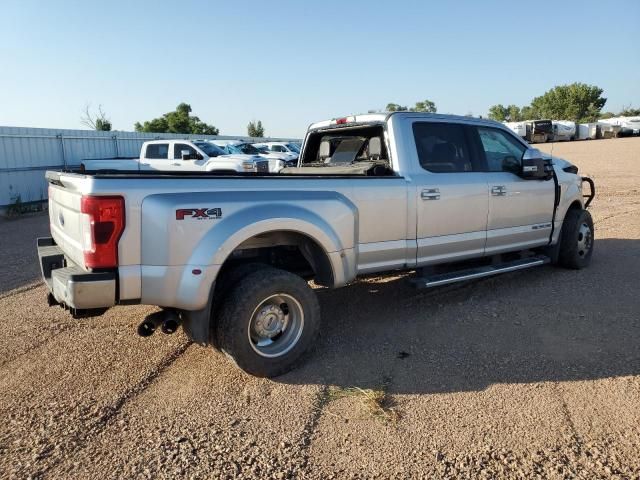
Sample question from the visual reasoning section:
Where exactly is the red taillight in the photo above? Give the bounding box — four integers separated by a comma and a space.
336, 117, 348, 124
80, 195, 125, 269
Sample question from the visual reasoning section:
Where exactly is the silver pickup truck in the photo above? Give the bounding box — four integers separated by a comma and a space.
38, 112, 595, 377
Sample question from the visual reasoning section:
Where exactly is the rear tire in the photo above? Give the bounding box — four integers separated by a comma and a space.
216, 267, 320, 377
558, 208, 594, 269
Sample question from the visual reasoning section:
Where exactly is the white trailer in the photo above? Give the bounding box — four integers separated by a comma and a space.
577, 123, 597, 140
503, 121, 526, 139
551, 121, 576, 141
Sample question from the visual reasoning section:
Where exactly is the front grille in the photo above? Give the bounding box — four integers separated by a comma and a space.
256, 161, 269, 173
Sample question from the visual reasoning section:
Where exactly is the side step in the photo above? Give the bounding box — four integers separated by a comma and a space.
411, 255, 551, 289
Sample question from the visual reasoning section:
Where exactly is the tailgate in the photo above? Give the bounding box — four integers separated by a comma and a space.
47, 173, 88, 268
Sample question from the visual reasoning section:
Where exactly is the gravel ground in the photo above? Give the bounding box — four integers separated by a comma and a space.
0, 137, 639, 479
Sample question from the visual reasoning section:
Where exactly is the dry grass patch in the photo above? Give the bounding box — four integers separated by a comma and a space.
327, 386, 400, 423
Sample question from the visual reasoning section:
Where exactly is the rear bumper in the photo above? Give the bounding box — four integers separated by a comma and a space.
37, 237, 116, 311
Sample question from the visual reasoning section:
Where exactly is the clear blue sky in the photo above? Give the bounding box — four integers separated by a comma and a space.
1, 0, 638, 138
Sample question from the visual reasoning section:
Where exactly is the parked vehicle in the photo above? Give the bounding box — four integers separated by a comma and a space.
504, 122, 526, 139
210, 140, 295, 172
551, 121, 576, 141
525, 120, 553, 143
80, 140, 269, 173
577, 123, 597, 140
253, 141, 301, 157
38, 112, 595, 377
596, 121, 622, 139
598, 117, 640, 137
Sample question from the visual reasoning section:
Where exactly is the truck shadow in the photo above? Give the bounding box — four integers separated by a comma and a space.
280, 238, 640, 394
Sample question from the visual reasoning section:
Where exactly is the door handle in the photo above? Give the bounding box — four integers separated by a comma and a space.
140, 162, 150, 166
491, 186, 507, 196
421, 188, 440, 200
171, 162, 181, 166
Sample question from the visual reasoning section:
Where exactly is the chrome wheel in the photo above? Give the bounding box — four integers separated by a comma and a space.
577, 222, 593, 258
248, 294, 304, 358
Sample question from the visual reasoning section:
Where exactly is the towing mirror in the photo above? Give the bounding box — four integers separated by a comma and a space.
181, 150, 191, 161
521, 148, 552, 180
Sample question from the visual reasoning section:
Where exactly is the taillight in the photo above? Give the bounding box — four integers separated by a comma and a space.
80, 195, 125, 269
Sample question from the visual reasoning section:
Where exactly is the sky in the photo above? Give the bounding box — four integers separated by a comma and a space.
1, 0, 639, 138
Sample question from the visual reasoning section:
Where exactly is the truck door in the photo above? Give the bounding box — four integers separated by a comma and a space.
171, 143, 205, 171
411, 121, 489, 265
141, 142, 170, 171
473, 126, 556, 254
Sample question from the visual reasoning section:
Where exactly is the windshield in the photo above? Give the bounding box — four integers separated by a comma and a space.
194, 142, 225, 157
254, 145, 269, 154
234, 143, 261, 155
286, 143, 300, 153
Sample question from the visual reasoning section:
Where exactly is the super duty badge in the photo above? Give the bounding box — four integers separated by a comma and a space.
176, 208, 223, 220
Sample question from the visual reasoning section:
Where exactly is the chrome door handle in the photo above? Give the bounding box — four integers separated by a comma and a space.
421, 188, 440, 200
491, 186, 507, 196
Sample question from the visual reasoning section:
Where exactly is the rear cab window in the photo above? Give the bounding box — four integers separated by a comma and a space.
145, 143, 169, 159
412, 122, 475, 173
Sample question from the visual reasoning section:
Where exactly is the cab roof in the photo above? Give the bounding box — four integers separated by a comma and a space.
308, 112, 504, 131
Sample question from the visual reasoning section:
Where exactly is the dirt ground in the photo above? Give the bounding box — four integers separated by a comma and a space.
0, 137, 639, 479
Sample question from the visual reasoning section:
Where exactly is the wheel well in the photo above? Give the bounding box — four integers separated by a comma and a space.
219, 231, 334, 286
567, 200, 582, 214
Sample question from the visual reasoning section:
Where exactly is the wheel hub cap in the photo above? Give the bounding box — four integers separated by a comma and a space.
577, 222, 592, 257
254, 304, 286, 339
248, 294, 305, 358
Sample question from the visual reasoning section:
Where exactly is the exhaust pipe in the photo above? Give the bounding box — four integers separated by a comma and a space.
137, 311, 164, 337
137, 309, 182, 337
161, 309, 181, 335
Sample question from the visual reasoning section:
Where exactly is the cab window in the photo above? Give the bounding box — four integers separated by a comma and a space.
173, 143, 197, 160
412, 122, 473, 173
145, 143, 169, 159
476, 127, 526, 174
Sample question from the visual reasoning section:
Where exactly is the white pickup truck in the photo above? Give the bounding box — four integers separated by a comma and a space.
38, 112, 595, 377
81, 139, 270, 173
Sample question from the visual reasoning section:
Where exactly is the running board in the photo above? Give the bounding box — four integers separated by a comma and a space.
411, 255, 551, 289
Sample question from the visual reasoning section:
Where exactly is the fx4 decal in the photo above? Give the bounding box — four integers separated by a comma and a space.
176, 208, 223, 220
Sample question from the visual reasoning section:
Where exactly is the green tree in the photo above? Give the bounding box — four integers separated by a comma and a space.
247, 120, 265, 137
488, 104, 509, 122
530, 83, 606, 122
386, 103, 408, 112
81, 104, 112, 131
412, 99, 437, 113
618, 104, 640, 116
488, 104, 526, 122
134, 103, 219, 135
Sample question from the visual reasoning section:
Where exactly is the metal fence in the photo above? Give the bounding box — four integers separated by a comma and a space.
0, 125, 300, 208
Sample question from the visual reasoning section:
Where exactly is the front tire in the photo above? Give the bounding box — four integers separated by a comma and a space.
558, 208, 594, 269
216, 267, 320, 377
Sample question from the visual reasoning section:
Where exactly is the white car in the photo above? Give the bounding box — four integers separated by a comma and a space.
253, 142, 301, 158
210, 140, 293, 172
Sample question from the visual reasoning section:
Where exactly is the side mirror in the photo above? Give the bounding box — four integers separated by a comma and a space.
181, 150, 191, 161
521, 148, 553, 180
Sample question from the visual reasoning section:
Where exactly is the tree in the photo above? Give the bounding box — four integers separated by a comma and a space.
247, 120, 265, 138
530, 83, 606, 123
386, 103, 408, 112
134, 103, 219, 135
488, 104, 509, 122
412, 99, 437, 113
618, 104, 640, 117
488, 104, 527, 122
81, 104, 112, 131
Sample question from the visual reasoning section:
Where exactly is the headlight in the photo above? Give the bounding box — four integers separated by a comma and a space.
242, 161, 255, 171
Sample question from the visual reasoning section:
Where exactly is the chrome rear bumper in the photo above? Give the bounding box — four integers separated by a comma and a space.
37, 237, 116, 314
